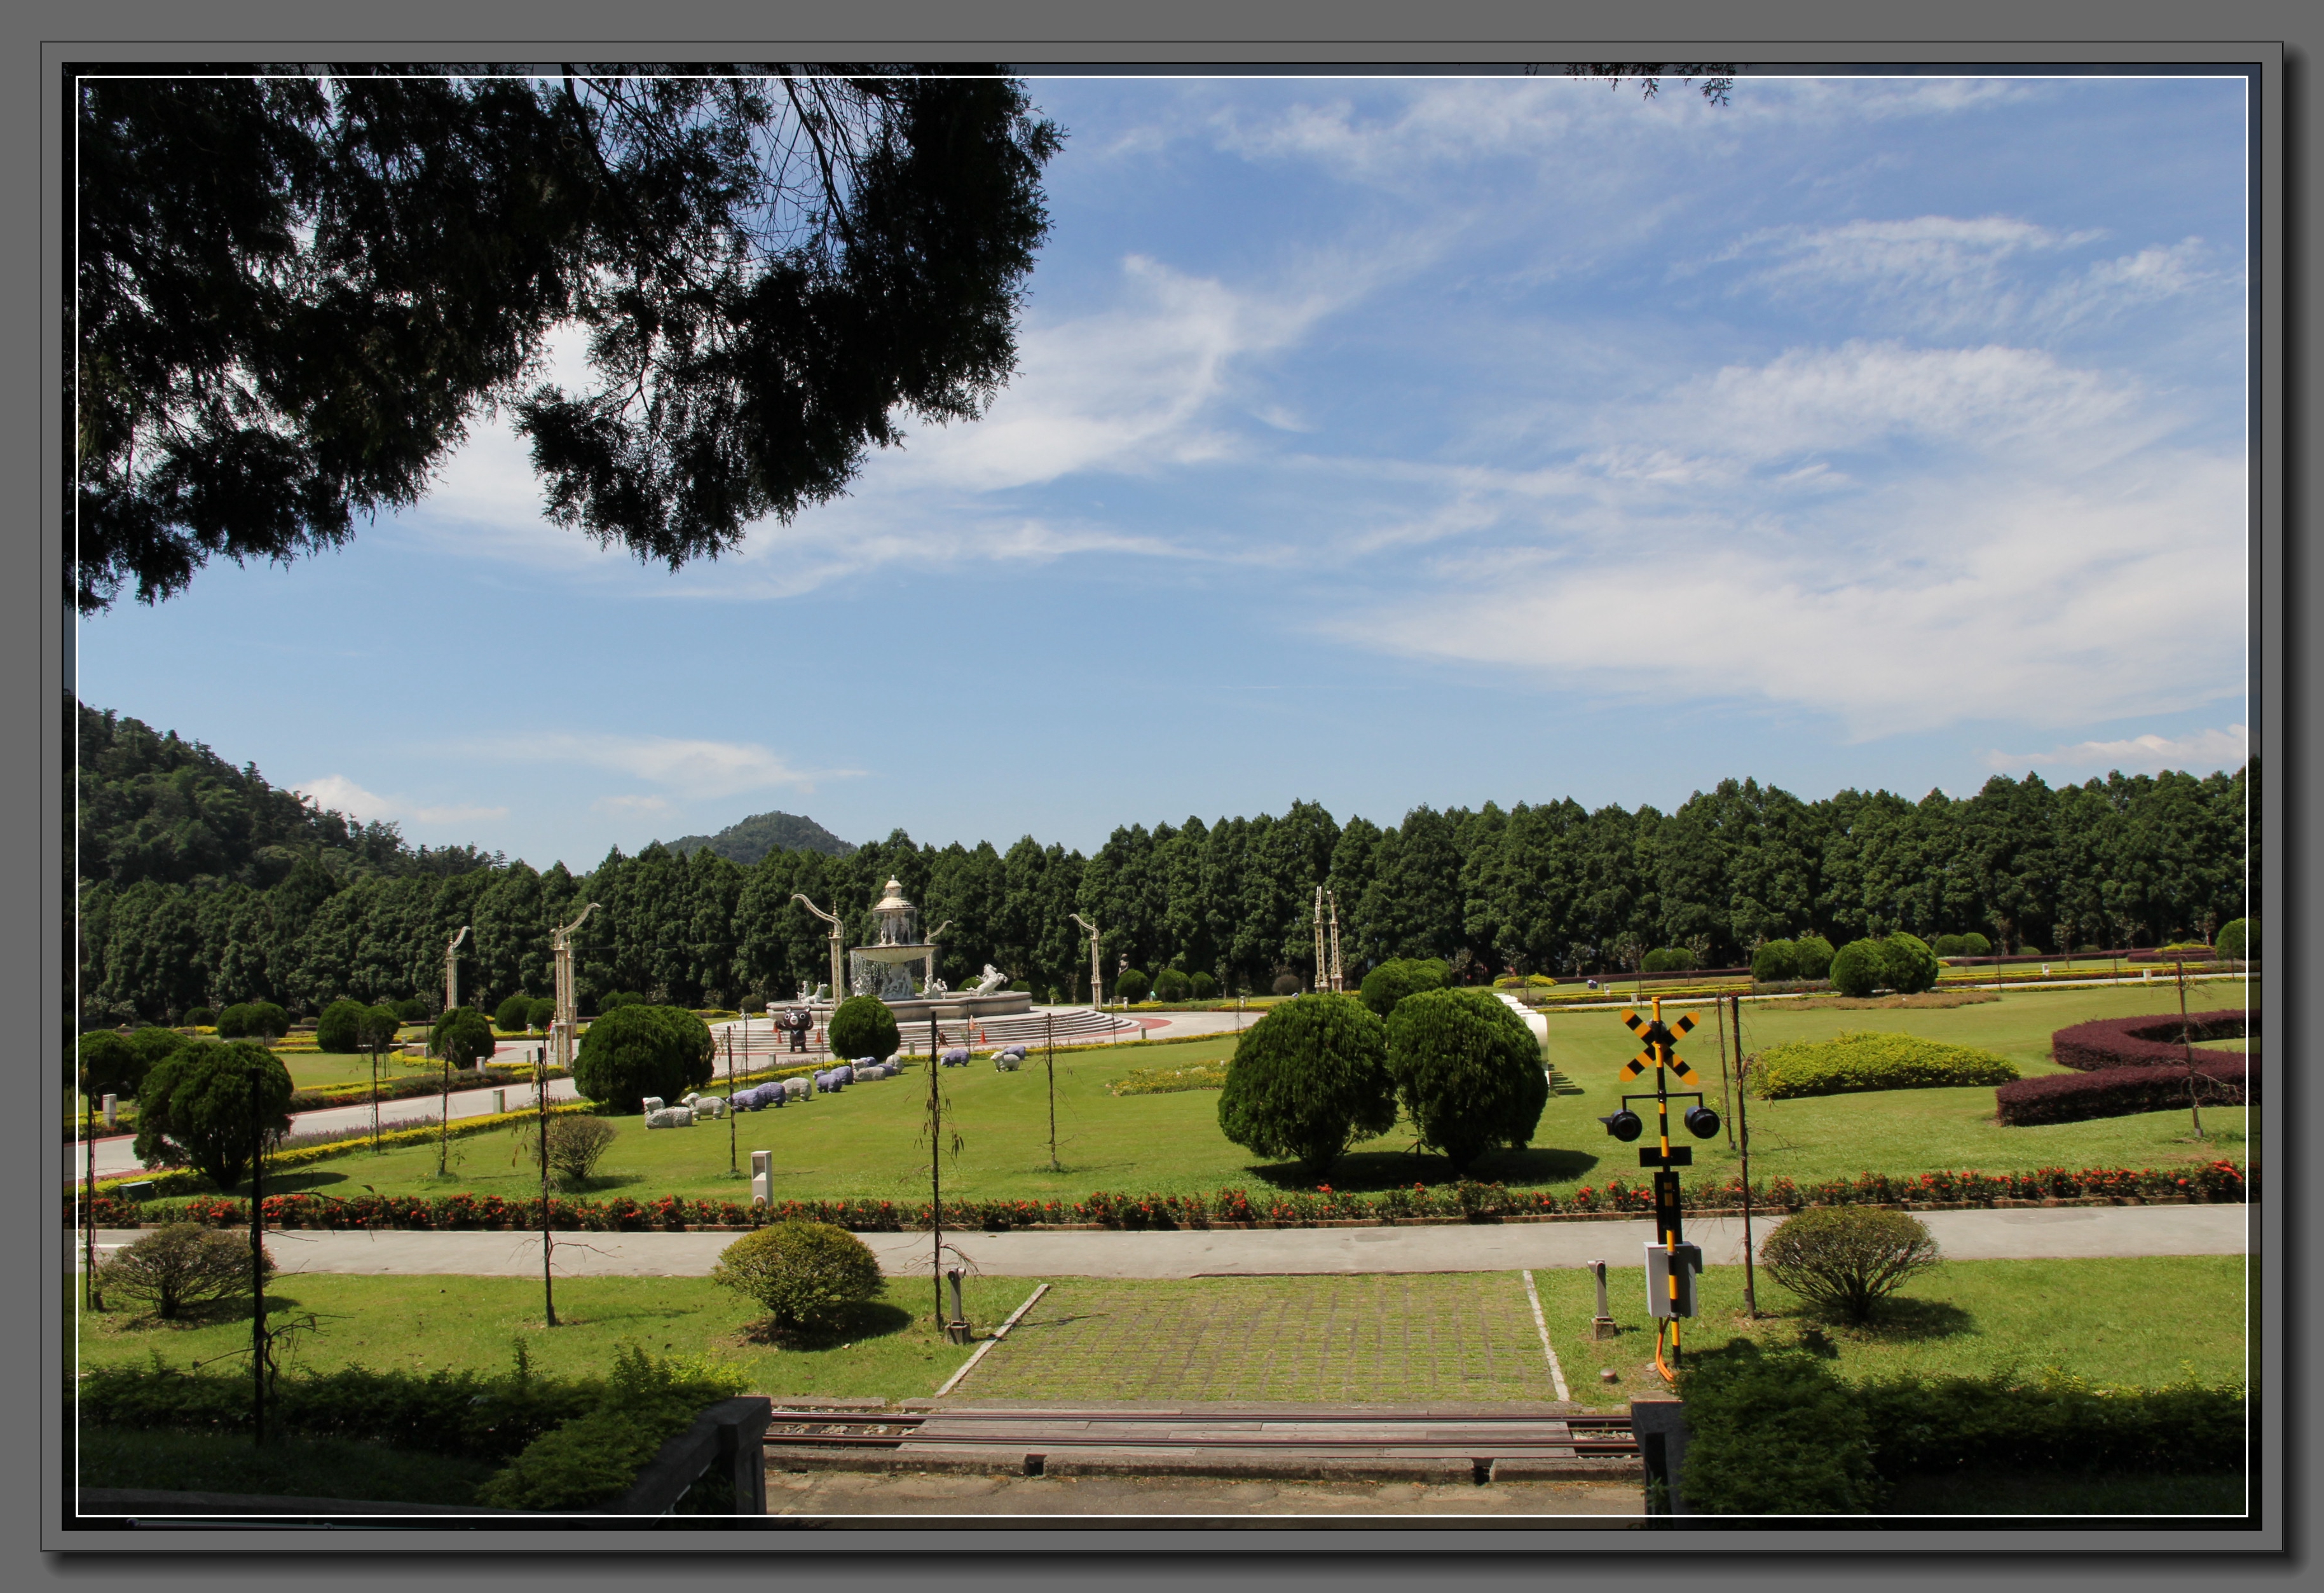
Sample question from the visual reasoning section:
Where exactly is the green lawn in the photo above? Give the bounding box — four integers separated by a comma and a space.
76, 1271, 1030, 1404
1532, 1254, 2246, 1398
153, 981, 2251, 1207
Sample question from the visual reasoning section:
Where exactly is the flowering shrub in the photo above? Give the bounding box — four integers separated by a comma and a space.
2050, 1011, 2252, 1071
1997, 1058, 2250, 1126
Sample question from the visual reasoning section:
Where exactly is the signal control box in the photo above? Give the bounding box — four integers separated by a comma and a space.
1645, 1241, 1703, 1318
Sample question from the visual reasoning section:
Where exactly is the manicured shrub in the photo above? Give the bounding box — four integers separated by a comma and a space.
1929, 934, 1969, 958
711, 1220, 885, 1332
1792, 935, 1836, 980
76, 1032, 145, 1106
132, 1041, 294, 1189
512, 1114, 619, 1187
1748, 1033, 2018, 1098
1878, 933, 1940, 994
430, 1007, 498, 1069
1751, 940, 1800, 981
1117, 968, 1152, 1003
1959, 931, 1992, 957
1152, 968, 1191, 1003
825, 995, 900, 1065
2216, 917, 2253, 961
2050, 1011, 2252, 1071
213, 1003, 253, 1039
1269, 973, 1301, 996
573, 1005, 716, 1114
1995, 1059, 2250, 1126
128, 1023, 188, 1082
183, 1007, 216, 1029
526, 996, 558, 1030
495, 993, 537, 1034
315, 997, 369, 1054
598, 990, 647, 1014
1383, 987, 1548, 1175
1760, 1205, 1941, 1324
1828, 939, 1884, 998
394, 997, 432, 1023
1357, 957, 1447, 1018
1641, 946, 1695, 973
96, 1223, 275, 1320
1215, 995, 1396, 1177
1189, 971, 1219, 1000
1675, 1341, 1878, 1514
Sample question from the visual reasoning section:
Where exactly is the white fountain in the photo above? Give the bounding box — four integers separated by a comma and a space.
838, 877, 1031, 1022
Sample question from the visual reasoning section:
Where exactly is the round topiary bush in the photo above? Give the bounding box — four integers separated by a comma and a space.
1878, 933, 1941, 994
1118, 968, 1152, 1003
1269, 973, 1302, 997
573, 1005, 716, 1113
1929, 934, 1968, 959
1383, 987, 1548, 1175
1791, 935, 1836, 981
526, 996, 559, 1031
213, 1003, 254, 1039
429, 1007, 498, 1067
96, 1224, 276, 1320
1152, 967, 1191, 1003
1357, 957, 1447, 1018
2217, 917, 2253, 961
1189, 971, 1219, 1001
1751, 940, 1800, 982
1216, 994, 1397, 1177
711, 1220, 885, 1334
315, 997, 369, 1054
825, 995, 900, 1066
183, 1007, 216, 1028
1641, 947, 1697, 973
1957, 931, 1992, 958
75, 1031, 145, 1107
495, 993, 537, 1034
598, 990, 646, 1014
132, 1040, 295, 1189
1828, 940, 1884, 998
395, 996, 432, 1023
1759, 1206, 1941, 1324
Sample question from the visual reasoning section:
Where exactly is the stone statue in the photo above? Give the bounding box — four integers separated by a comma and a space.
967, 964, 1008, 996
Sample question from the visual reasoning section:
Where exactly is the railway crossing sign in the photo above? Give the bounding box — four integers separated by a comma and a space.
1622, 1009, 1701, 1087
1599, 997, 1723, 1376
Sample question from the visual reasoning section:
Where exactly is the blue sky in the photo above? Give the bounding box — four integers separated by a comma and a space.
76, 71, 2251, 870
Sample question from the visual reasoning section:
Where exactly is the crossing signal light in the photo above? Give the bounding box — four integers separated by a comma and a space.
1685, 1104, 1721, 1139
1600, 1109, 1644, 1142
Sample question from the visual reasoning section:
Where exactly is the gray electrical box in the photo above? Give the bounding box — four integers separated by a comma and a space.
1646, 1242, 1702, 1318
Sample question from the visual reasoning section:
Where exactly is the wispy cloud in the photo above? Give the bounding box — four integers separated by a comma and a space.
483, 734, 858, 798
294, 776, 508, 828
1990, 725, 2248, 776
592, 793, 672, 815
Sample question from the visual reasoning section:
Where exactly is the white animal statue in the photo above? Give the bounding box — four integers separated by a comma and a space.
966, 964, 1009, 997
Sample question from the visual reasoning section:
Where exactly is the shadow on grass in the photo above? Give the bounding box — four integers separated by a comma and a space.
1775, 1297, 1976, 1349
94, 1292, 306, 1332
1243, 1145, 1602, 1193
732, 1299, 916, 1351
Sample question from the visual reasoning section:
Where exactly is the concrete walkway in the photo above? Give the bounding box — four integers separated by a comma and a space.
85, 1203, 2246, 1278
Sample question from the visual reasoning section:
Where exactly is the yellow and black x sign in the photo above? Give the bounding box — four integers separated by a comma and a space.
1620, 1009, 1702, 1086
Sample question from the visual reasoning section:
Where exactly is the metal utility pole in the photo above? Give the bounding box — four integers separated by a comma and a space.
793, 895, 848, 1003
444, 925, 472, 1015
1070, 913, 1105, 1011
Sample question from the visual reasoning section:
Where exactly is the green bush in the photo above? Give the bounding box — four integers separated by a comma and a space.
131, 1040, 294, 1189
1357, 957, 1447, 1018
527, 996, 559, 1030
315, 997, 369, 1053
1641, 946, 1696, 973
1751, 940, 1800, 981
711, 1221, 885, 1332
95, 1223, 275, 1320
1959, 931, 1992, 958
1929, 934, 1968, 958
430, 1006, 498, 1068
1152, 967, 1191, 1002
1215, 995, 1396, 1177
1792, 934, 1836, 980
1747, 1032, 2018, 1098
394, 996, 432, 1023
2217, 917, 2253, 961
1383, 987, 1547, 1175
128, 1023, 188, 1083
1676, 1341, 1878, 1514
1828, 940, 1884, 997
1270, 973, 1302, 996
213, 1003, 252, 1039
473, 1346, 741, 1511
1189, 971, 1219, 1000
573, 1005, 716, 1112
76, 1031, 145, 1105
1117, 968, 1152, 1003
825, 994, 900, 1063
495, 993, 537, 1033
598, 990, 647, 1014
1760, 1205, 1941, 1324
184, 1007, 217, 1028
1878, 933, 1941, 994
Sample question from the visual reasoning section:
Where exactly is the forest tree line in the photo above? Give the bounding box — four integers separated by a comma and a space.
76, 703, 2253, 1024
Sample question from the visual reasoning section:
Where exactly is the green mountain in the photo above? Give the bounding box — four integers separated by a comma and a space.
662, 810, 856, 866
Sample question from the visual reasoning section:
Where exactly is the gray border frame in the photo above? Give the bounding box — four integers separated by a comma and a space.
14, 0, 2302, 1580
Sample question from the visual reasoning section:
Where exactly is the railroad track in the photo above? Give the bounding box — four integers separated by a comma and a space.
761, 1407, 1641, 1479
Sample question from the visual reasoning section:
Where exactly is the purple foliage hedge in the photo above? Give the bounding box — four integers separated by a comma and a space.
1999, 1009, 2257, 1126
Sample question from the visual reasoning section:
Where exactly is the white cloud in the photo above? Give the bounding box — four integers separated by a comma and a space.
485, 734, 856, 799
1991, 725, 2248, 776
592, 793, 672, 815
295, 776, 508, 828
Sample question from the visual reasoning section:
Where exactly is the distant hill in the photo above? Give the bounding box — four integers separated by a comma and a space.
662, 810, 856, 865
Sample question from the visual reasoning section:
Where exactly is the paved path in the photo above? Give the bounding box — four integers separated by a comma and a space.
85, 1203, 2245, 1278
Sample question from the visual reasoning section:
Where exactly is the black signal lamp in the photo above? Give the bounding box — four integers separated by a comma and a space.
1685, 1104, 1721, 1139
1599, 1109, 1644, 1142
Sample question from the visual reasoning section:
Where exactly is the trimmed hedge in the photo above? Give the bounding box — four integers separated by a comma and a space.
83, 1158, 2246, 1234
2051, 1011, 2252, 1071
1749, 1032, 2018, 1099
1997, 1060, 2250, 1126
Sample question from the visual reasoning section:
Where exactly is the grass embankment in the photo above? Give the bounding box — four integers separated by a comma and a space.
76, 1271, 1028, 1404
140, 983, 2248, 1208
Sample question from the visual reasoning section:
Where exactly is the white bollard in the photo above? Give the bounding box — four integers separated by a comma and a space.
101, 1093, 117, 1128
491, 1089, 505, 1114
750, 1149, 772, 1207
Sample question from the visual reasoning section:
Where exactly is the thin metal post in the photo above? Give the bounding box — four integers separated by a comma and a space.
250, 1062, 265, 1446
930, 1011, 943, 1327
727, 1026, 738, 1175
1046, 1009, 1059, 1172
1715, 994, 1735, 1151
1733, 992, 1756, 1318
2178, 957, 2204, 1140
540, 1044, 556, 1328
83, 1089, 97, 1311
